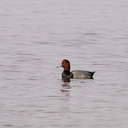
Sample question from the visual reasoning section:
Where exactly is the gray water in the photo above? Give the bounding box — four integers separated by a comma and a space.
0, 0, 128, 128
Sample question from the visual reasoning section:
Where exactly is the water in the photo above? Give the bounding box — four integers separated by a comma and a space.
0, 0, 128, 127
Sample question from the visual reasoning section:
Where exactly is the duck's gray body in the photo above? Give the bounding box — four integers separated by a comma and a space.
62, 70, 95, 79
71, 70, 95, 79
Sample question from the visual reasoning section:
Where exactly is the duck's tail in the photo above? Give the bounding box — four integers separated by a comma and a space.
91, 71, 95, 79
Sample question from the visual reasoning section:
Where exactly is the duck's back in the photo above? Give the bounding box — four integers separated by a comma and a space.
71, 70, 95, 79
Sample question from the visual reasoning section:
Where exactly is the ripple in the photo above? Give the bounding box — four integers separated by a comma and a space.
3, 124, 14, 127
34, 41, 57, 45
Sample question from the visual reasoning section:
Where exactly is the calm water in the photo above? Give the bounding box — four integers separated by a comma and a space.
0, 0, 128, 128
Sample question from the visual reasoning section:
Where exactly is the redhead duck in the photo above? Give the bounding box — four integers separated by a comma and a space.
61, 59, 95, 80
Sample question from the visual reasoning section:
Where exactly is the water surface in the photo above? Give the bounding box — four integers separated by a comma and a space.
0, 0, 128, 128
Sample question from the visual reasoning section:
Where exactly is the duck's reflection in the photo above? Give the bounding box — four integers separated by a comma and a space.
60, 78, 71, 92
62, 77, 71, 83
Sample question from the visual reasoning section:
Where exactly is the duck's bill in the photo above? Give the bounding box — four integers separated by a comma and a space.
56, 65, 62, 68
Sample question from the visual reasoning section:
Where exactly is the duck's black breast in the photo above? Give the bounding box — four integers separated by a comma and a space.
62, 71, 73, 79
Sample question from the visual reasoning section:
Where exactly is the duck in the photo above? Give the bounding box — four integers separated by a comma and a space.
61, 59, 95, 80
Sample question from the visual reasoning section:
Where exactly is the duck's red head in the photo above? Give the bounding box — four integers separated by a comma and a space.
61, 59, 70, 71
